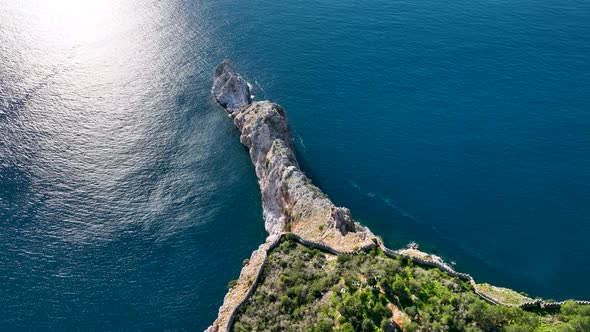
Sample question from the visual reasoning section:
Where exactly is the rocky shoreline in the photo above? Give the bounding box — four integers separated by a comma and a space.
205, 61, 588, 332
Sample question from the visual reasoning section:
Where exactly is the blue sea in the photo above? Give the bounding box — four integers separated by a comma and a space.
1, 0, 589, 330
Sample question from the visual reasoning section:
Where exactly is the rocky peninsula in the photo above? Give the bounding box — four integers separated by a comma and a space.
211, 61, 375, 247
205, 61, 590, 332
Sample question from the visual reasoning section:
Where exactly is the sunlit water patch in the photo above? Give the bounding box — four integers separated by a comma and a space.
0, 0, 265, 330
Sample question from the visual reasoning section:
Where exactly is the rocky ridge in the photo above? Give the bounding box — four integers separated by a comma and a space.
206, 61, 376, 332
211, 60, 375, 246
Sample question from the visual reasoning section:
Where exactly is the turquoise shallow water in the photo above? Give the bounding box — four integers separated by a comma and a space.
1, 0, 589, 330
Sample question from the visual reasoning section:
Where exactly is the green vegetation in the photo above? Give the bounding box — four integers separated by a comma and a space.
232, 239, 589, 331
227, 279, 238, 290
476, 283, 532, 306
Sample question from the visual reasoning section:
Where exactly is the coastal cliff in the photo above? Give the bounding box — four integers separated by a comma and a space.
206, 62, 590, 332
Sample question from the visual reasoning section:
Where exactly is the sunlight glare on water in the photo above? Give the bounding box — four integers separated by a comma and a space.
0, 0, 266, 330
29, 0, 115, 43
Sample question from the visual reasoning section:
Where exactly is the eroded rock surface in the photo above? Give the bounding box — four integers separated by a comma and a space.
211, 60, 252, 114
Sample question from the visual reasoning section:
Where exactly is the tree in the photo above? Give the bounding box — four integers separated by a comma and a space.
361, 318, 375, 332
314, 320, 334, 332
337, 323, 355, 332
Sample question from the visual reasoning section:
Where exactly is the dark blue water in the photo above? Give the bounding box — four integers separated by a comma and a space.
1, 0, 589, 330
0, 1, 267, 330
215, 0, 590, 301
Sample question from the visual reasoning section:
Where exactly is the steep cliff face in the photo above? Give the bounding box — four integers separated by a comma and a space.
212, 61, 369, 242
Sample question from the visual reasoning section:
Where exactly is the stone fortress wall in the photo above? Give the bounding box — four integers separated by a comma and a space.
223, 237, 283, 331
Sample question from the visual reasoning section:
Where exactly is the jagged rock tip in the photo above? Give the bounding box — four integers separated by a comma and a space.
212, 60, 252, 114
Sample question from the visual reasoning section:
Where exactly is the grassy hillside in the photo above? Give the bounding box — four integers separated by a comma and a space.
231, 238, 590, 332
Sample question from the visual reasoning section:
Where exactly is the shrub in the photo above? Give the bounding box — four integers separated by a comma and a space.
337, 254, 351, 264
227, 279, 238, 289
314, 320, 333, 332
336, 323, 354, 332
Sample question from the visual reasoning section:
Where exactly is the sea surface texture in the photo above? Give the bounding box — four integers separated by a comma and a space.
1, 0, 589, 330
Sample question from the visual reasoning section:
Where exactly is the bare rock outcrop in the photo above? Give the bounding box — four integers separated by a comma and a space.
328, 207, 356, 235
211, 60, 252, 114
